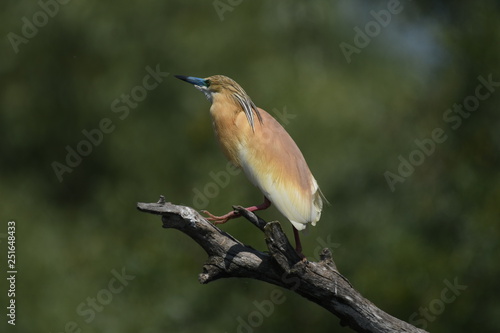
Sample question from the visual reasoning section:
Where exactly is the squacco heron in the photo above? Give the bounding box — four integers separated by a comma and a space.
175, 74, 324, 255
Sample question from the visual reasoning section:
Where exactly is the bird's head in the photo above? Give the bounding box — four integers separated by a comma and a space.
175, 74, 263, 130
174, 75, 213, 102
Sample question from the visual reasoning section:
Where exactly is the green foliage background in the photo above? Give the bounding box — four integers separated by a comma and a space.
1, 1, 499, 332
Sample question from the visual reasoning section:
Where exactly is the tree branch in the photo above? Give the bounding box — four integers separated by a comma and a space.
137, 196, 427, 333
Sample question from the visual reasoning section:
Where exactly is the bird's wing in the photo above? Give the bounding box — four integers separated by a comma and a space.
236, 108, 323, 230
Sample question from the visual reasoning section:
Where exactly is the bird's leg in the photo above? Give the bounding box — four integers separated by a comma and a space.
202, 197, 271, 225
293, 227, 306, 259
241, 196, 271, 214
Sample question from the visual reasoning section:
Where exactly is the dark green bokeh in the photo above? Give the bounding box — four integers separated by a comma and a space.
1, 1, 499, 332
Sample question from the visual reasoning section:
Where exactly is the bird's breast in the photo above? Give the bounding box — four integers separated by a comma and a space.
209, 101, 249, 168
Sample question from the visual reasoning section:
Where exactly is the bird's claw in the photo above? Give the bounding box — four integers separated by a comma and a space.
201, 210, 239, 225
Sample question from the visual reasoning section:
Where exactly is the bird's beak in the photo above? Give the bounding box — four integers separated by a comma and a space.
175, 75, 207, 87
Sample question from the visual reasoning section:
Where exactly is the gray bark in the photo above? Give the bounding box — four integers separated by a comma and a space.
137, 196, 428, 333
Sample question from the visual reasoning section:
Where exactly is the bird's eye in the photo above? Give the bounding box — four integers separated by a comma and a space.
204, 79, 211, 87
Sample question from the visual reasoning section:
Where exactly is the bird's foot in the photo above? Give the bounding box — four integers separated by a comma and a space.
295, 244, 307, 261
201, 210, 240, 225
202, 198, 271, 225
297, 250, 307, 262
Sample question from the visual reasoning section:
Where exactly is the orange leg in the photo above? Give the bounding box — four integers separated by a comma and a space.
202, 197, 271, 225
